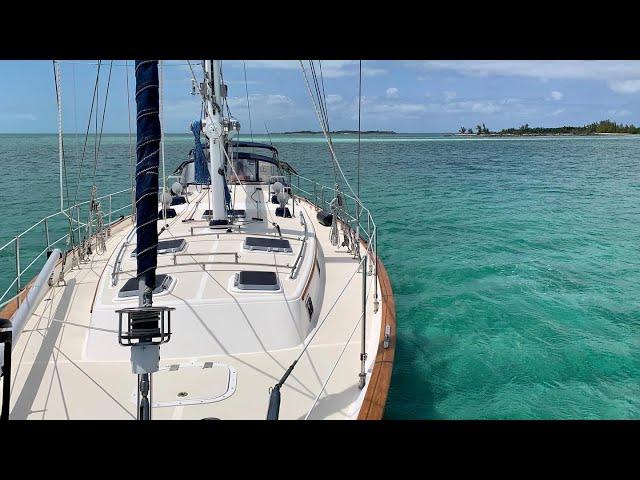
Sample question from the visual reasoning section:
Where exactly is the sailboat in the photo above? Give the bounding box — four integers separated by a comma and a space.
0, 59, 395, 420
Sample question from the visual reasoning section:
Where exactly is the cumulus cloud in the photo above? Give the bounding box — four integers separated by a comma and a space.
550, 90, 563, 101
608, 80, 640, 94
237, 60, 386, 78
227, 93, 298, 121
359, 96, 428, 119
443, 90, 457, 102
442, 100, 502, 114
385, 87, 399, 99
414, 60, 640, 80
412, 60, 640, 95
608, 109, 632, 117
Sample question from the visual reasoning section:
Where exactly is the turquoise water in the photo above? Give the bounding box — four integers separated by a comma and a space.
2, 133, 640, 419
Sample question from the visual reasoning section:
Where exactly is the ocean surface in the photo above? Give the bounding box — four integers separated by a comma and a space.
1, 132, 640, 419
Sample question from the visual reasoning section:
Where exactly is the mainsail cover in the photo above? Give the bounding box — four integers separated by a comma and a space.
135, 60, 160, 290
190, 120, 211, 184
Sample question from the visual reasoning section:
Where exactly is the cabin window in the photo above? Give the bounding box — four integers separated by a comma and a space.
259, 162, 278, 182
230, 158, 257, 182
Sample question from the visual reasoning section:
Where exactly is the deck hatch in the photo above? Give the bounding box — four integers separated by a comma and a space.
118, 274, 173, 298
170, 196, 187, 206
131, 239, 186, 257
243, 236, 292, 253
234, 271, 279, 291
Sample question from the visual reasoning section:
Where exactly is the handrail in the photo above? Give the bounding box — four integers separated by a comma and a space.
289, 211, 308, 279
0, 249, 62, 370
111, 226, 137, 286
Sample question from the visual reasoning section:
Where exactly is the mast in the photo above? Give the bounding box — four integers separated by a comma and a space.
203, 60, 228, 225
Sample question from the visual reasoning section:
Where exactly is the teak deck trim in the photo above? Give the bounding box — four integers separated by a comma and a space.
356, 240, 396, 420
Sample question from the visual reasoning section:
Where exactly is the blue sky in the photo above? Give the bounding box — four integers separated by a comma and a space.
1, 60, 640, 133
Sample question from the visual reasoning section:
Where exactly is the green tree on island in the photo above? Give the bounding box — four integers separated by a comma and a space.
459, 127, 467, 134
499, 119, 640, 136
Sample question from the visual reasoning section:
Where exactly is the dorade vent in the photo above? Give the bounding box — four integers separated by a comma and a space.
131, 239, 187, 257
118, 274, 174, 298
243, 236, 292, 253
234, 271, 279, 291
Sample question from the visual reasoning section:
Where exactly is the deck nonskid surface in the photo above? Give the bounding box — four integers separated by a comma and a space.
8, 186, 382, 419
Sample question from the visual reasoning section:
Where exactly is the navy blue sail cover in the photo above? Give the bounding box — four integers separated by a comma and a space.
190, 120, 211, 184
135, 60, 160, 289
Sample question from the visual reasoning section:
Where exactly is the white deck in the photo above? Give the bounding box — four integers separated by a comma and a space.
6, 184, 382, 419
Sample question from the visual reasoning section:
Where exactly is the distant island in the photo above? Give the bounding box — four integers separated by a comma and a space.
280, 130, 397, 135
455, 120, 640, 136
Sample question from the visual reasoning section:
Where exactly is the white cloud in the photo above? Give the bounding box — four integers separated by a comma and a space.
442, 100, 502, 114
414, 60, 640, 80
608, 80, 640, 94
360, 96, 428, 119
0, 113, 37, 121
551, 108, 566, 116
243, 60, 298, 70
325, 94, 343, 104
238, 60, 387, 78
608, 109, 632, 117
550, 90, 563, 101
471, 101, 502, 114
386, 87, 399, 99
443, 90, 457, 102
227, 93, 298, 121
362, 67, 387, 77
412, 60, 640, 94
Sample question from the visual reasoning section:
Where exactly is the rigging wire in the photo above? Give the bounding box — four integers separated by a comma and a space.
242, 60, 254, 145
299, 60, 359, 202
52, 61, 69, 215
159, 59, 168, 227
264, 122, 274, 146
83, 60, 113, 252
306, 61, 338, 183
357, 60, 362, 241
186, 60, 201, 96
71, 61, 80, 196
72, 60, 101, 208
90, 60, 113, 184
125, 60, 135, 221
